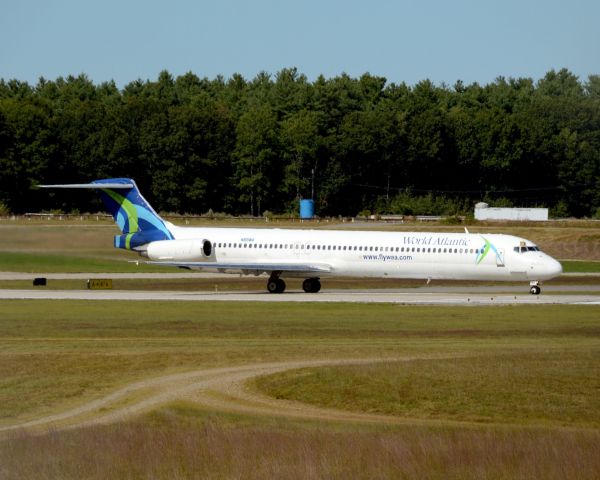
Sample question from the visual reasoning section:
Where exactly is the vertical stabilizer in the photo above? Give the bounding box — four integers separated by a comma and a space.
39, 178, 174, 249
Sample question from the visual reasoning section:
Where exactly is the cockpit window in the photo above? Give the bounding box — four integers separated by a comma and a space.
514, 245, 541, 253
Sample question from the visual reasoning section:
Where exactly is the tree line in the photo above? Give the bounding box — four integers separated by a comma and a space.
0, 68, 599, 217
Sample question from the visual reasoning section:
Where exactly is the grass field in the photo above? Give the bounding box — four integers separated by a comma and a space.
1, 220, 600, 477
256, 352, 600, 428
0, 300, 599, 478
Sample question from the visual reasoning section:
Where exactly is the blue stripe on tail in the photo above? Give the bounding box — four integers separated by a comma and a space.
91, 178, 174, 249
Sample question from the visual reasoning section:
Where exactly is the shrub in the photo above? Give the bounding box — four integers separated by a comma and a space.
0, 202, 10, 216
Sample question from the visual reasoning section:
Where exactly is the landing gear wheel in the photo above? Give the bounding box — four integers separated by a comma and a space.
267, 278, 286, 293
302, 278, 321, 293
529, 285, 541, 295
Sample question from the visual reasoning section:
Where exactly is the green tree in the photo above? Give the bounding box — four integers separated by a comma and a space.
280, 109, 320, 202
233, 105, 278, 215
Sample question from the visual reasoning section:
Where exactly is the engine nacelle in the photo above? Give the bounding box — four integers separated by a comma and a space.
143, 239, 212, 261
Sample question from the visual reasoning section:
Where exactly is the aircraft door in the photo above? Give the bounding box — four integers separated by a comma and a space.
496, 248, 505, 267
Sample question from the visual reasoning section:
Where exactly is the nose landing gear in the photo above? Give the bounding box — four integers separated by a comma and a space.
529, 281, 541, 295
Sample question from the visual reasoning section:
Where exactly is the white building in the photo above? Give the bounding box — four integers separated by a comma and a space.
474, 202, 548, 221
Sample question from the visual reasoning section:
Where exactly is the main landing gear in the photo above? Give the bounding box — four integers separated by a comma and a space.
267, 272, 286, 293
266, 273, 321, 294
529, 280, 541, 295
302, 277, 321, 293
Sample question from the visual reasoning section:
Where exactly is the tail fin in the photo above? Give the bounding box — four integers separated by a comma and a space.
39, 178, 174, 250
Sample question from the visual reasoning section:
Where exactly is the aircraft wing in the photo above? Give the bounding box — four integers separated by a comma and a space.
144, 261, 332, 274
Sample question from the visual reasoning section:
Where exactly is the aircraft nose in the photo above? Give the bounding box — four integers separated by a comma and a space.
538, 258, 562, 279
529, 257, 562, 280
550, 259, 563, 277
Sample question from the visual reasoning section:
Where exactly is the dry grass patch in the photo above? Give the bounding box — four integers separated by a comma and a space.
1, 411, 599, 480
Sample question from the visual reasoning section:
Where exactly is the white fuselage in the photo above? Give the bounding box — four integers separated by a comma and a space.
166, 225, 562, 282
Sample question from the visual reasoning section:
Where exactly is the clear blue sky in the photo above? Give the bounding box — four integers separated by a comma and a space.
1, 0, 598, 87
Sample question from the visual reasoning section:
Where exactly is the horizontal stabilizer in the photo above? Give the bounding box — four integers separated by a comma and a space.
38, 183, 134, 189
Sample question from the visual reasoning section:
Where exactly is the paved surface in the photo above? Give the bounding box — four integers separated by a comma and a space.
0, 271, 234, 280
1, 288, 599, 305
2, 271, 597, 280
2, 271, 599, 305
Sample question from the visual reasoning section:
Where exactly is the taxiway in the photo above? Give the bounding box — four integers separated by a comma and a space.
1, 288, 599, 305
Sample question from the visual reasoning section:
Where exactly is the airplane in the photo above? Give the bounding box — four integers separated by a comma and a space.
39, 178, 563, 295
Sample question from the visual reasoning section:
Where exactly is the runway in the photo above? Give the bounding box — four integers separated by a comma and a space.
1, 288, 599, 305
2, 271, 599, 305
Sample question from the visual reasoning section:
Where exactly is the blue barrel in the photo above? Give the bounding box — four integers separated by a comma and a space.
299, 199, 315, 219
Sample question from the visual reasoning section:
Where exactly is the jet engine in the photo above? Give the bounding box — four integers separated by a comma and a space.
142, 239, 212, 261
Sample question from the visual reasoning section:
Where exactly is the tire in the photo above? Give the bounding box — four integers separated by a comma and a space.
303, 278, 321, 293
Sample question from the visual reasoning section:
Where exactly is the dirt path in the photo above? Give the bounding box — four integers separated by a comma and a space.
0, 355, 475, 434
